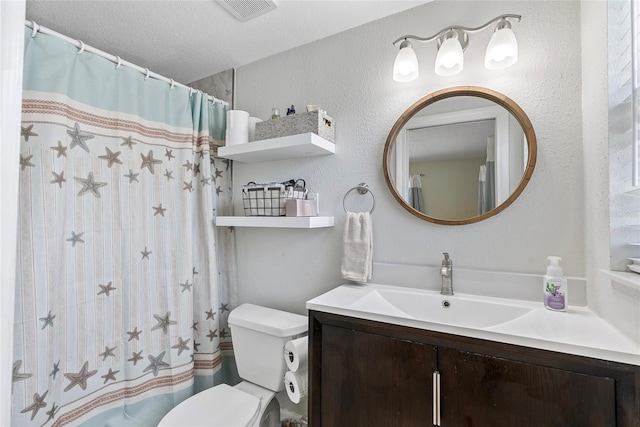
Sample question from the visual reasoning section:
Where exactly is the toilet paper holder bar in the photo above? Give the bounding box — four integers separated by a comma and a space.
284, 348, 295, 363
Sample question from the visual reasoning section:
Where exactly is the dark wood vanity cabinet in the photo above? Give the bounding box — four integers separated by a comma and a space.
319, 324, 437, 425
438, 348, 616, 426
309, 311, 640, 427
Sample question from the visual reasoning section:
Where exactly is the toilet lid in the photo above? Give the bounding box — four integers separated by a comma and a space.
158, 384, 261, 427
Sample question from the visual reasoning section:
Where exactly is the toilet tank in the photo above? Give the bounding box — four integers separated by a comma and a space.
228, 304, 307, 392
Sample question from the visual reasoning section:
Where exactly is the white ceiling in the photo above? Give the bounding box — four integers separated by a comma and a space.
25, 0, 430, 84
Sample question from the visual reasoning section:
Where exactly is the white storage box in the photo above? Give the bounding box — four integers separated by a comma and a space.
285, 199, 318, 217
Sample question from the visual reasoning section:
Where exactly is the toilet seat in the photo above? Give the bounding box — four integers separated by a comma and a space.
158, 384, 261, 427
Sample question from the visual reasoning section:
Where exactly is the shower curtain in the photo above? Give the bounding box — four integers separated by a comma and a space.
12, 27, 236, 426
477, 136, 496, 215
408, 174, 425, 214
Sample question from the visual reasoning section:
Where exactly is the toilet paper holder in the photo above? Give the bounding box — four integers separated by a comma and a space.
285, 349, 295, 363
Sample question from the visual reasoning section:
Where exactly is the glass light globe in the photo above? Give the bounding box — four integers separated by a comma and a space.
435, 37, 463, 76
393, 44, 419, 82
485, 27, 518, 69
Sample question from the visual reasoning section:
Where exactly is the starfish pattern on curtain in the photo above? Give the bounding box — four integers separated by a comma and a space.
12, 27, 237, 426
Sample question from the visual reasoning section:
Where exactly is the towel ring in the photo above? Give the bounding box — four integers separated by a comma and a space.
343, 183, 375, 213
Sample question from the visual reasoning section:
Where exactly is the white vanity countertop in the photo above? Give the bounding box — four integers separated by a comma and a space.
306, 283, 640, 366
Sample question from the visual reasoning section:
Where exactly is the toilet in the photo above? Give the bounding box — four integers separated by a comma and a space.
158, 304, 308, 427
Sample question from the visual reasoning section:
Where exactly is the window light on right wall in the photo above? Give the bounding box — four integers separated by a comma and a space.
608, 0, 640, 281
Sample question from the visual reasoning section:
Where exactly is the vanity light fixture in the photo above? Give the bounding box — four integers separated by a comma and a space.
392, 14, 521, 82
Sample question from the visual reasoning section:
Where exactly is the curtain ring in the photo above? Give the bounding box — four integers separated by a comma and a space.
115, 56, 122, 69
77, 40, 85, 55
31, 21, 39, 37
189, 87, 195, 96
144, 68, 150, 80
169, 78, 175, 89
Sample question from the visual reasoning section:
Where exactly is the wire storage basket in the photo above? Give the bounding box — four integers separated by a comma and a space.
242, 179, 307, 216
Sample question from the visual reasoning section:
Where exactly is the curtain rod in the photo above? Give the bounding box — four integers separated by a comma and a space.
24, 20, 229, 106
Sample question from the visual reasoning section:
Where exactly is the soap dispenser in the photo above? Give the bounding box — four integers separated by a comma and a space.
543, 256, 568, 311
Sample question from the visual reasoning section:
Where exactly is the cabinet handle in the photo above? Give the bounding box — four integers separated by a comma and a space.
433, 370, 441, 426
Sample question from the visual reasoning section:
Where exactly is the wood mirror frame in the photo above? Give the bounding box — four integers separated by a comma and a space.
383, 86, 537, 225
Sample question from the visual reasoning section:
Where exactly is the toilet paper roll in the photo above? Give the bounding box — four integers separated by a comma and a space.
225, 110, 249, 145
284, 369, 308, 404
284, 336, 308, 372
248, 117, 262, 142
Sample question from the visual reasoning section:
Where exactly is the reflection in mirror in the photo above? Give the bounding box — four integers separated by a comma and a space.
384, 87, 536, 225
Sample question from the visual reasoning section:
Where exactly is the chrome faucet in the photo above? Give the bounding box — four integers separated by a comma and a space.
440, 252, 453, 295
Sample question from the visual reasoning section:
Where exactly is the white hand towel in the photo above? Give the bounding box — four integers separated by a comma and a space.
341, 211, 373, 282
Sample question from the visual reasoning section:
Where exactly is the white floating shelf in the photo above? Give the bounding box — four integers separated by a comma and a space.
215, 216, 334, 228
217, 133, 335, 163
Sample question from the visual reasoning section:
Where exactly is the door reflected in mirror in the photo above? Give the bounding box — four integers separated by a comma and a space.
383, 87, 536, 225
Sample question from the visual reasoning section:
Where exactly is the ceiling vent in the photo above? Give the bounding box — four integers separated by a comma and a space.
217, 0, 278, 22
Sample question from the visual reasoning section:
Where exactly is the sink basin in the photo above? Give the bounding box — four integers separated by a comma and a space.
306, 282, 640, 366
349, 288, 532, 329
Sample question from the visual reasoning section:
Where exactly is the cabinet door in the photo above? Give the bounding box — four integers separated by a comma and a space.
319, 324, 437, 427
439, 348, 616, 427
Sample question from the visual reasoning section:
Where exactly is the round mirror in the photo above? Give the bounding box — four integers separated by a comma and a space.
383, 86, 536, 225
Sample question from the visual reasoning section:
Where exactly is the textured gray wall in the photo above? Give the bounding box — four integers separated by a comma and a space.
233, 1, 586, 316
190, 69, 234, 105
